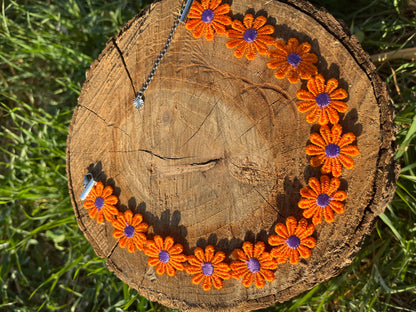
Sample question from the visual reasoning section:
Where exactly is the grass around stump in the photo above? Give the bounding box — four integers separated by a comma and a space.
1, 0, 415, 311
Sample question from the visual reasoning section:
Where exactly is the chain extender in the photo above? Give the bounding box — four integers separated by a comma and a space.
133, 0, 194, 109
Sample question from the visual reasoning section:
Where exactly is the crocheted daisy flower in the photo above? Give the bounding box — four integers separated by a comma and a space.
297, 74, 348, 125
143, 235, 187, 276
186, 245, 231, 291
267, 38, 318, 83
226, 14, 275, 60
298, 175, 347, 225
269, 217, 316, 264
230, 241, 277, 289
185, 0, 232, 41
305, 123, 360, 177
112, 210, 148, 252
83, 182, 118, 223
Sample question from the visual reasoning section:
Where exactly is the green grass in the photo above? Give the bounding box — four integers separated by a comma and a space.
0, 0, 415, 311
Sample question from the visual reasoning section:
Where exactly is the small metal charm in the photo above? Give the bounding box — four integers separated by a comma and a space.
80, 173, 96, 201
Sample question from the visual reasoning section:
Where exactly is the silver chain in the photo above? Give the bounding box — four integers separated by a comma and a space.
134, 1, 193, 109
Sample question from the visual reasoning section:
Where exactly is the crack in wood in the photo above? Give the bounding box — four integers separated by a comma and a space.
111, 37, 136, 96
78, 104, 130, 137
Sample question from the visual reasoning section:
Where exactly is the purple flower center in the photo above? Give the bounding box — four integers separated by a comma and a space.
202, 262, 214, 276
124, 225, 135, 238
285, 235, 301, 249
287, 52, 302, 68
315, 93, 331, 109
247, 258, 261, 273
94, 197, 104, 210
158, 250, 170, 263
201, 9, 214, 23
316, 193, 331, 207
325, 143, 341, 158
243, 28, 257, 43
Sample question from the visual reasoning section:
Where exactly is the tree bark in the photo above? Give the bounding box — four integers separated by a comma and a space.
66, 0, 398, 311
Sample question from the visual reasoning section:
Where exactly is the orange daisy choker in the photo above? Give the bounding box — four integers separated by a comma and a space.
80, 0, 360, 291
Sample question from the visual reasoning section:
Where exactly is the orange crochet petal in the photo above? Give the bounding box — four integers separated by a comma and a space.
274, 223, 289, 238
286, 217, 298, 235
297, 244, 312, 258
201, 0, 210, 9
212, 274, 224, 289
289, 249, 300, 264
242, 272, 254, 287
242, 242, 254, 258
204, 24, 215, 41
298, 199, 316, 209
88, 207, 98, 219
297, 89, 315, 101
287, 69, 300, 83
314, 74, 326, 94
101, 185, 114, 198
306, 107, 320, 123
309, 132, 327, 148
331, 123, 343, 142
268, 235, 285, 246
205, 245, 215, 262
325, 78, 339, 94
253, 16, 267, 29
257, 24, 275, 35
311, 208, 323, 224
246, 43, 257, 60
191, 273, 205, 285
253, 40, 269, 55
154, 235, 164, 249
330, 100, 348, 113
95, 182, 104, 196
338, 153, 355, 169
337, 132, 356, 147
212, 251, 225, 264
253, 242, 265, 258
209, 0, 221, 10
296, 42, 312, 54
234, 41, 248, 58
273, 63, 290, 79
113, 229, 124, 239
147, 257, 160, 267
311, 154, 326, 167
202, 276, 212, 291
96, 211, 104, 223
322, 107, 336, 125
323, 206, 335, 222
83, 200, 95, 209
211, 21, 227, 34
165, 263, 176, 277
214, 3, 231, 15
261, 268, 276, 282
332, 190, 347, 201
300, 186, 317, 198
254, 274, 266, 289
329, 88, 348, 100
186, 264, 202, 274
186, 18, 202, 30
242, 14, 253, 28
329, 201, 345, 214
287, 38, 299, 52
301, 237, 317, 248
192, 22, 206, 38
164, 236, 174, 250
194, 247, 205, 262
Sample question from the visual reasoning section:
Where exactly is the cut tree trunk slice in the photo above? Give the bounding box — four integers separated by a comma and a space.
66, 0, 399, 311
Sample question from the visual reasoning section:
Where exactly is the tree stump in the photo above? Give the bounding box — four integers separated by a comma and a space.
66, 0, 398, 311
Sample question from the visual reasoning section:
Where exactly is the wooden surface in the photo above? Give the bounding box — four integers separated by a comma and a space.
66, 0, 398, 311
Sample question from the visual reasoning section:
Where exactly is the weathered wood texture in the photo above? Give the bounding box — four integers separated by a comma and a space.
66, 0, 398, 311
